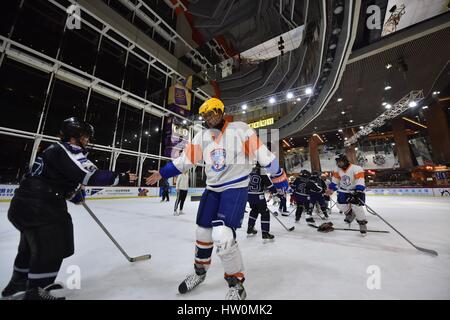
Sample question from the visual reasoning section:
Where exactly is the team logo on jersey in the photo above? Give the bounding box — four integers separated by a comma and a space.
342, 175, 351, 186
210, 148, 227, 172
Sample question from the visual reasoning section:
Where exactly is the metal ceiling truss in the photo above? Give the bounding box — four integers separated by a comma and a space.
117, 0, 214, 71
48, 0, 210, 102
0, 35, 197, 124
344, 90, 425, 147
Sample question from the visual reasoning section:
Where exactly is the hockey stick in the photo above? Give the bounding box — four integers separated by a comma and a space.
359, 200, 438, 256
81, 202, 152, 262
268, 209, 295, 231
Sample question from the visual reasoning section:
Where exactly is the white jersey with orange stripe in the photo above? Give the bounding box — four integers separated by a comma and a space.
171, 121, 277, 192
330, 163, 365, 192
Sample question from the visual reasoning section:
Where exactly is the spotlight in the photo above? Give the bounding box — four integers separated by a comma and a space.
432, 91, 440, 95
385, 104, 392, 109
341, 111, 345, 115
338, 129, 343, 132
408, 101, 417, 108
349, 120, 354, 123
305, 87, 313, 95
198, 116, 203, 120
385, 63, 392, 69
337, 98, 343, 102
382, 102, 387, 106
384, 85, 392, 91
242, 111, 246, 114
287, 92, 294, 99
242, 104, 248, 110
296, 97, 301, 102
422, 106, 429, 110
182, 120, 187, 124
334, 5, 343, 14
269, 97, 276, 104
359, 126, 364, 129
332, 27, 341, 35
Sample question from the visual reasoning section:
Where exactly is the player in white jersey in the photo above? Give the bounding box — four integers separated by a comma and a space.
326, 154, 368, 234
146, 98, 288, 300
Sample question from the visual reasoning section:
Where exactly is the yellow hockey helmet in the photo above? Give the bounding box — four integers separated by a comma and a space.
199, 98, 225, 116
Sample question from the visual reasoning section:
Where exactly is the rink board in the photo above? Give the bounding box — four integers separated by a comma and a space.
0, 185, 206, 202
0, 185, 449, 202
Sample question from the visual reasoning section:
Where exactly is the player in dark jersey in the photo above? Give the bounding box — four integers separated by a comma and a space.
2, 117, 137, 300
291, 170, 311, 222
246, 163, 275, 240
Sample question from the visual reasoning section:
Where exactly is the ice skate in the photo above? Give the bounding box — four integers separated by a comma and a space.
178, 267, 206, 294
225, 277, 246, 300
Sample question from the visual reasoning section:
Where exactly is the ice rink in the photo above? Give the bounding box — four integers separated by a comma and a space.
1, 195, 449, 300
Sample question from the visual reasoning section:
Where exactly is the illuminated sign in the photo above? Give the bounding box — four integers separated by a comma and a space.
248, 117, 274, 129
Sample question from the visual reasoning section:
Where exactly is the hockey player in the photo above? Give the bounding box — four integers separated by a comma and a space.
291, 170, 312, 223
174, 171, 189, 215
246, 163, 275, 240
288, 176, 296, 207
322, 175, 332, 214
308, 171, 329, 219
326, 154, 368, 234
277, 189, 288, 215
2, 117, 137, 300
145, 98, 288, 300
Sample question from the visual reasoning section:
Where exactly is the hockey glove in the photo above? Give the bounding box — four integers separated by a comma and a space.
317, 222, 334, 233
348, 191, 364, 206
69, 189, 86, 205
271, 169, 288, 192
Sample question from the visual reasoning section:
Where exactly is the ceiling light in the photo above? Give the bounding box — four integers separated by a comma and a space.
337, 98, 343, 102
305, 87, 313, 95
338, 129, 343, 132
384, 85, 392, 91
334, 5, 343, 14
349, 120, 354, 123
341, 111, 345, 115
432, 91, 440, 95
182, 120, 187, 124
359, 126, 364, 129
269, 97, 276, 104
385, 63, 392, 69
385, 104, 392, 109
198, 116, 203, 120
242, 104, 248, 110
422, 106, 429, 110
408, 101, 417, 108
286, 92, 294, 99
242, 111, 246, 114
296, 97, 301, 102
332, 28, 341, 35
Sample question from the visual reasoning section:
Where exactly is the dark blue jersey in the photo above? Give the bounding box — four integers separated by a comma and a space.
248, 171, 273, 203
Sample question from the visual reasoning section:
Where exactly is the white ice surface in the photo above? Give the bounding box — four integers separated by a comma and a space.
1, 196, 449, 300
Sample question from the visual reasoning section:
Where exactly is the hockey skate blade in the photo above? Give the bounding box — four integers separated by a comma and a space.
129, 254, 152, 262
288, 226, 295, 231
262, 238, 275, 244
